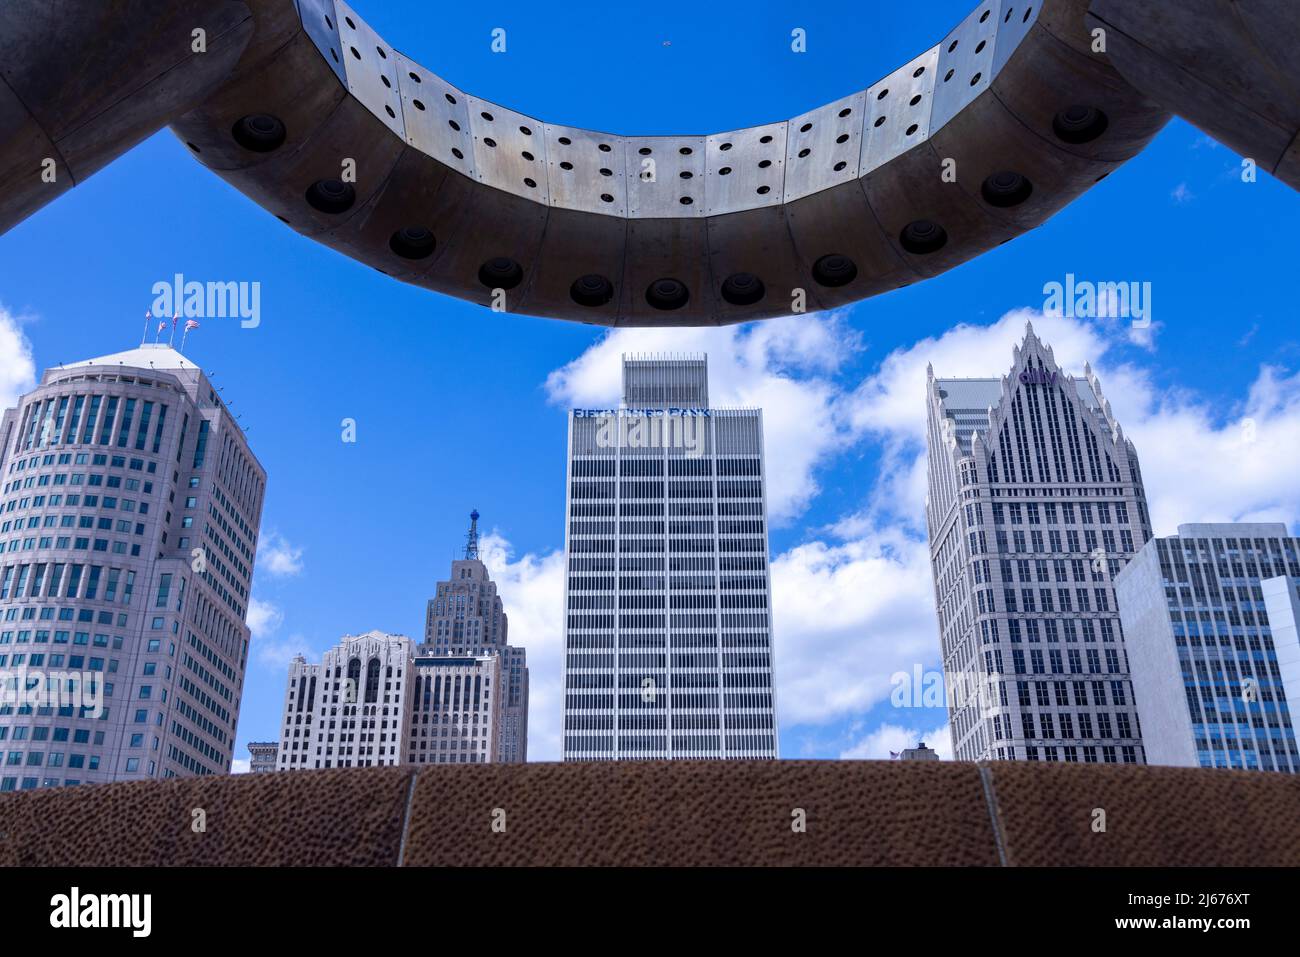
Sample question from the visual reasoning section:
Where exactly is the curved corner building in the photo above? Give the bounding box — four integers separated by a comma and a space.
0, 345, 265, 789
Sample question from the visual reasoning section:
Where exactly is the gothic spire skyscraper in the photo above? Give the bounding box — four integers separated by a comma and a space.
421, 511, 528, 762
925, 324, 1152, 763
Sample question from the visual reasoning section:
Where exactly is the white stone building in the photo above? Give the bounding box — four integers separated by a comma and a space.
276, 630, 500, 769
925, 324, 1152, 763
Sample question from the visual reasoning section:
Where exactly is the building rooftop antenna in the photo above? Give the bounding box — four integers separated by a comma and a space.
464, 509, 480, 560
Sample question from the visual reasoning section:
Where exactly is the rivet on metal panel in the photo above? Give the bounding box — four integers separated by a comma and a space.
467, 97, 550, 205
394, 54, 475, 179
860, 46, 940, 174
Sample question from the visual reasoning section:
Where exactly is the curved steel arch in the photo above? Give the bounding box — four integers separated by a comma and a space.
169, 0, 1168, 325
1, 0, 1296, 326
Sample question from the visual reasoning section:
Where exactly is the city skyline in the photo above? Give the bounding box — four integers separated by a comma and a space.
5, 298, 1299, 769
1, 0, 1297, 768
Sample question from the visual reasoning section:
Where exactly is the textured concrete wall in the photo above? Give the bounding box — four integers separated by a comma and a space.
0, 761, 1296, 866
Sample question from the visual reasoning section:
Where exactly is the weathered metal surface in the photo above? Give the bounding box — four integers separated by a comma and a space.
783, 92, 867, 203
0, 0, 254, 233
1089, 0, 1300, 186
704, 122, 787, 216
4, 0, 1294, 324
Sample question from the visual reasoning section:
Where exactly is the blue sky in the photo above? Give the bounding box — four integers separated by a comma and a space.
1, 0, 1297, 764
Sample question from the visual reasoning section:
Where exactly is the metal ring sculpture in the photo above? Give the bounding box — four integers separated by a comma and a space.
6, 0, 1296, 326
164, 0, 1169, 325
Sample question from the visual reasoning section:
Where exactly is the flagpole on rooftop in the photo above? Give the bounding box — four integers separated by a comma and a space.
141, 311, 151, 346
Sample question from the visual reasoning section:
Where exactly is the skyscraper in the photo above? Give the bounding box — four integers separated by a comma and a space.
0, 344, 265, 788
247, 740, 277, 773
925, 324, 1151, 763
421, 511, 528, 762
277, 630, 501, 769
562, 355, 778, 761
1115, 523, 1300, 771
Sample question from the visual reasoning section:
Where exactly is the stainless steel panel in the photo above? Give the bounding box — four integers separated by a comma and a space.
395, 55, 475, 179
295, 0, 346, 85
467, 95, 549, 204
620, 218, 712, 323
991, 0, 1040, 76
421, 186, 548, 310
862, 137, 1018, 278
931, 3, 1001, 131
706, 205, 808, 323
333, 1, 405, 139
704, 122, 787, 215
525, 206, 627, 323
784, 180, 918, 311
324, 148, 462, 284
782, 92, 867, 203
219, 96, 406, 238
170, 29, 348, 172
990, 21, 1171, 162
544, 124, 626, 216
861, 46, 939, 173
930, 85, 1113, 232
624, 136, 706, 218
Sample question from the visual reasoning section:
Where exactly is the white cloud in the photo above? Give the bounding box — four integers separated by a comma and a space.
1171, 182, 1194, 203
231, 759, 251, 774
0, 306, 37, 412
477, 531, 567, 761
543, 312, 859, 523
256, 531, 304, 577
255, 632, 312, 670
840, 722, 952, 760
1119, 363, 1300, 535
246, 595, 311, 670
772, 527, 939, 727
528, 308, 1300, 756
246, 596, 284, 640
